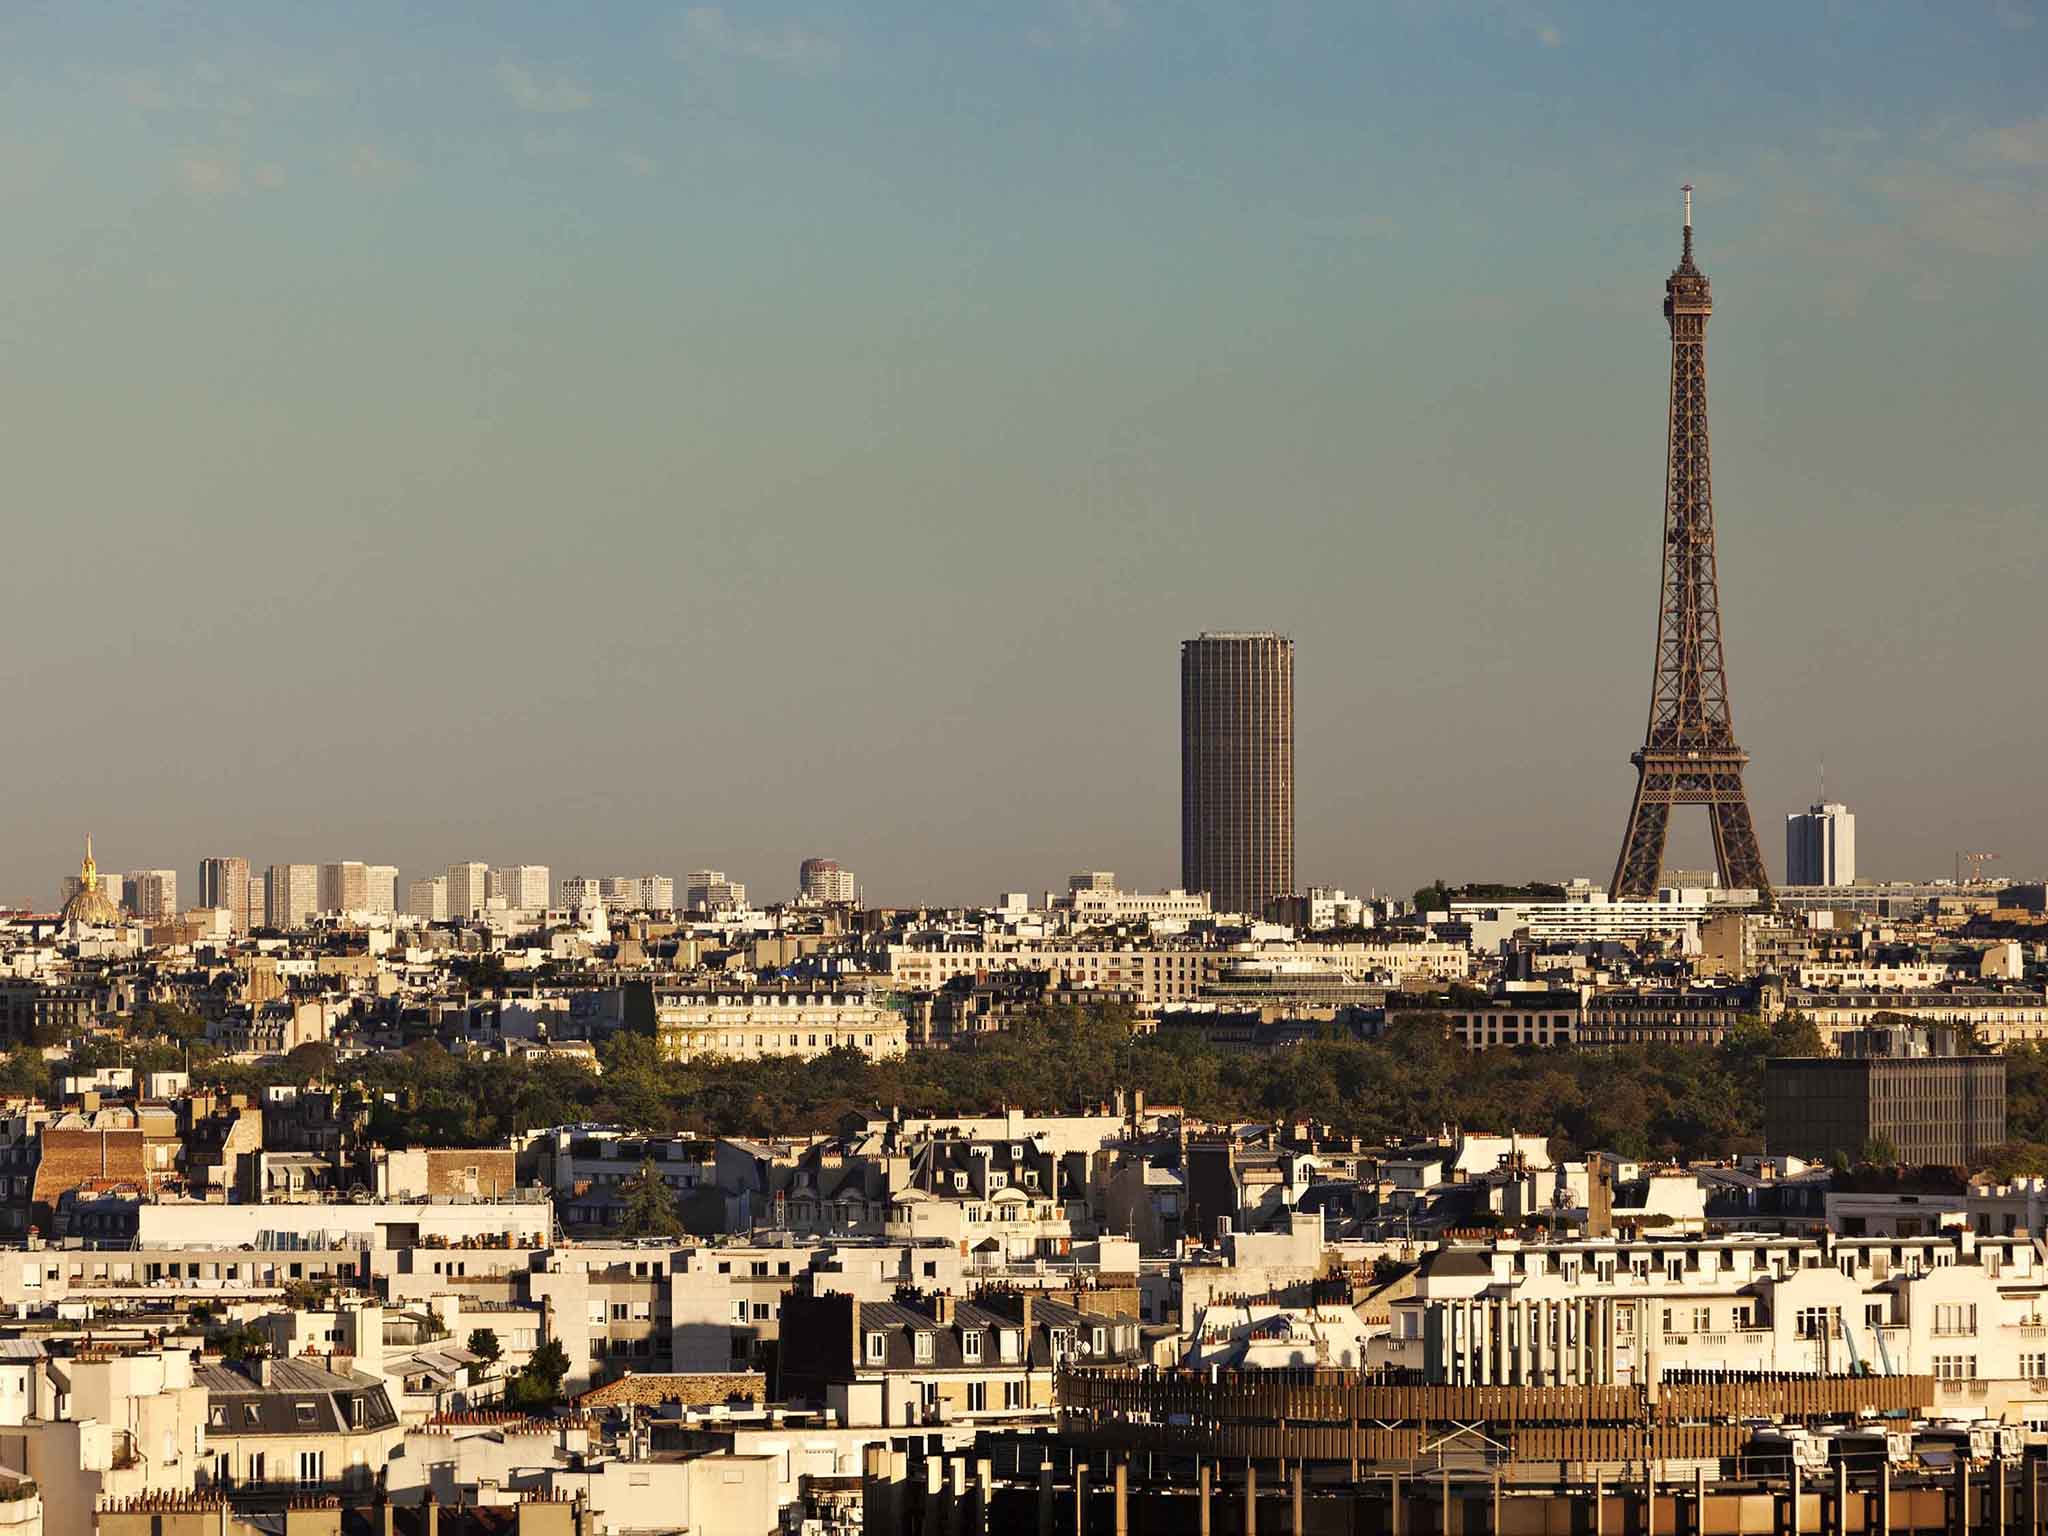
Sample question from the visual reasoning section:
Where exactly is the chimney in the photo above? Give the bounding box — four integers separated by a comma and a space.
1017, 1293, 1033, 1340
423, 1489, 438, 1536
932, 1292, 954, 1328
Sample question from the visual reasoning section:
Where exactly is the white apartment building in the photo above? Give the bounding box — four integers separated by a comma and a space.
318, 860, 369, 913
652, 988, 908, 1062
800, 858, 858, 904
197, 856, 254, 930
1449, 890, 1749, 953
265, 863, 319, 929
1063, 884, 1214, 926
492, 864, 551, 911
686, 869, 747, 913
447, 861, 490, 919
407, 875, 449, 922
1784, 987, 2048, 1046
1384, 1231, 2048, 1424
1787, 801, 1856, 887
606, 874, 675, 912
1794, 963, 1953, 991
123, 869, 179, 919
886, 938, 1465, 1006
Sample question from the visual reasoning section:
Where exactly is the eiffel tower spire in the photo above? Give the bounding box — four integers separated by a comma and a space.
1609, 189, 1771, 899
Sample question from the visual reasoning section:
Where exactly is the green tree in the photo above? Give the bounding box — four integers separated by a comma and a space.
1860, 1134, 1901, 1167
466, 1328, 503, 1367
504, 1339, 571, 1411
618, 1158, 683, 1237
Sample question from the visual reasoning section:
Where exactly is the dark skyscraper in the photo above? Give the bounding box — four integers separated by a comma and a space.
1181, 632, 1294, 918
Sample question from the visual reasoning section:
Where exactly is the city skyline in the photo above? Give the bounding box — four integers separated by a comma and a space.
4, 3, 2043, 904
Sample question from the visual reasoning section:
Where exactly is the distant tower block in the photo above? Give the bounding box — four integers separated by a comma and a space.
1610, 189, 1771, 900
1181, 632, 1294, 917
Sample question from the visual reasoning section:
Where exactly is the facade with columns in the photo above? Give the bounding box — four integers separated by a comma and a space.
1379, 1231, 2048, 1423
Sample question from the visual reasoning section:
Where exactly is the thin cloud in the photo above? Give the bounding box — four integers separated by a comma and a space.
678, 8, 841, 74
1874, 169, 2048, 258
1029, 0, 1130, 49
497, 58, 594, 114
1972, 117, 2048, 166
348, 143, 411, 182
178, 157, 238, 198
620, 150, 659, 178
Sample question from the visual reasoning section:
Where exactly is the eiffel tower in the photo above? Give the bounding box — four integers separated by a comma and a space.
1610, 188, 1772, 900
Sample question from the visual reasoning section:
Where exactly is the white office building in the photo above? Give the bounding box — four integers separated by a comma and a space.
446, 861, 490, 920
1786, 801, 1856, 887
492, 864, 551, 911
265, 864, 319, 929
122, 869, 179, 919
407, 875, 449, 922
685, 869, 746, 914
366, 864, 399, 915
607, 874, 674, 912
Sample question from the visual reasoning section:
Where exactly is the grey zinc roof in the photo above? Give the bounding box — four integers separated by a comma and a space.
197, 1360, 398, 1437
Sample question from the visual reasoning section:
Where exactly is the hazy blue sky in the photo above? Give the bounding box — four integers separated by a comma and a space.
3, 1, 2044, 908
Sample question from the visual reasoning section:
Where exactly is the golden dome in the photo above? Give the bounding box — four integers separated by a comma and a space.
59, 835, 124, 927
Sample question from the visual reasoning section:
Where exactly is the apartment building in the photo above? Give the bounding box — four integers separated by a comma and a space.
0, 1344, 211, 1536
198, 857, 254, 930
685, 870, 747, 913
780, 1290, 1143, 1427
1384, 1230, 2048, 1422
264, 864, 319, 929
650, 988, 908, 1063
407, 876, 449, 922
1784, 987, 2048, 1046
122, 870, 179, 920
446, 862, 490, 920
194, 1354, 403, 1498
318, 862, 369, 914
493, 865, 551, 911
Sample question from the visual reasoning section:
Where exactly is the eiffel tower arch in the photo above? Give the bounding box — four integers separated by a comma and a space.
1610, 189, 1772, 901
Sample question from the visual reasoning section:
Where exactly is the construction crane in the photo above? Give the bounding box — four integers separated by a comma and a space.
1955, 851, 2000, 885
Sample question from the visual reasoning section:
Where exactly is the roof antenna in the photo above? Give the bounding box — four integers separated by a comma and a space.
1681, 182, 1695, 265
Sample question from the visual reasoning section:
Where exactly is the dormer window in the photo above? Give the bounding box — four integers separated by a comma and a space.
953, 1172, 968, 1191
913, 1332, 934, 1363
962, 1330, 983, 1362
866, 1332, 885, 1364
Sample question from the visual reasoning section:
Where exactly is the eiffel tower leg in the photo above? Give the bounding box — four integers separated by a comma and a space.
1707, 783, 1772, 896
1610, 771, 1671, 900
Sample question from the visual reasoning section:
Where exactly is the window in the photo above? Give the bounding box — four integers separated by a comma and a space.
1004, 1380, 1024, 1410
963, 1331, 983, 1362
296, 1450, 324, 1487
1933, 1355, 1979, 1380
1933, 1303, 1977, 1337
1794, 1307, 1838, 1340
966, 1382, 987, 1412
867, 1332, 886, 1364
913, 1332, 934, 1363
2021, 1352, 2047, 1379
753, 1302, 771, 1320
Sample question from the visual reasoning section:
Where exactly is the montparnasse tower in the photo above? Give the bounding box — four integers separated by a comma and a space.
58, 834, 124, 926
